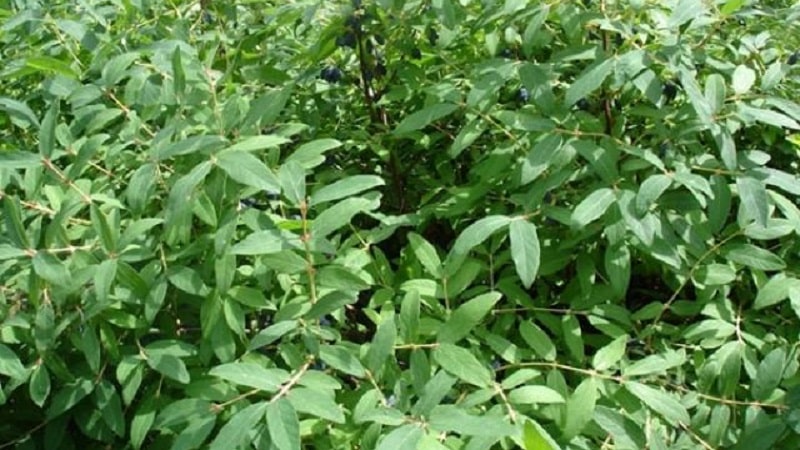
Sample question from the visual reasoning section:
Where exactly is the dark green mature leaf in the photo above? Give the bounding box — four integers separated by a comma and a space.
565, 59, 613, 107
146, 354, 190, 384
267, 398, 300, 450
231, 230, 300, 255
0, 96, 40, 127
438, 292, 501, 344
428, 405, 515, 437
394, 103, 459, 134
38, 101, 59, 158
433, 343, 492, 387
279, 160, 306, 206
509, 218, 540, 289
157, 135, 228, 159
592, 335, 628, 371
47, 379, 94, 419
366, 315, 397, 374
508, 385, 565, 404
0, 151, 42, 168
626, 382, 690, 425
310, 175, 384, 206
737, 176, 769, 227
319, 345, 366, 377
751, 348, 785, 401
285, 138, 342, 169
209, 363, 288, 392
562, 377, 598, 439
286, 387, 345, 423
29, 363, 51, 407
311, 196, 379, 238
208, 402, 267, 450
0, 343, 27, 379
408, 232, 443, 278
374, 424, 424, 450
723, 244, 785, 271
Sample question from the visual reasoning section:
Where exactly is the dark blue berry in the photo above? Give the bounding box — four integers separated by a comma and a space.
410, 47, 422, 59
374, 34, 385, 45
336, 32, 357, 48
518, 87, 530, 103
375, 62, 386, 77
345, 15, 360, 30
386, 394, 397, 407
240, 198, 259, 208
202, 11, 213, 24
427, 28, 438, 46
321, 66, 343, 83
312, 360, 327, 371
788, 51, 799, 65
614, 34, 623, 46
658, 142, 669, 158
662, 81, 678, 102
576, 98, 591, 111
500, 48, 513, 59
491, 359, 502, 370
319, 315, 332, 327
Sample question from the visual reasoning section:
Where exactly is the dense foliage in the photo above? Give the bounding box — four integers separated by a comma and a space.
2, 0, 800, 449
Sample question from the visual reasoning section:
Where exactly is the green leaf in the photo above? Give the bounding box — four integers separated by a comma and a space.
319, 345, 366, 377
0, 97, 40, 127
32, 253, 72, 286
571, 188, 615, 228
26, 55, 79, 79
738, 104, 800, 130
267, 398, 301, 450
508, 385, 565, 404
0, 151, 42, 169
450, 119, 486, 158
523, 419, 561, 450
428, 405, 516, 437
509, 219, 541, 289
208, 402, 268, 450
29, 363, 51, 407
636, 174, 672, 215
4, 196, 30, 248
0, 343, 27, 379
723, 244, 785, 271
721, 0, 745, 14
130, 396, 156, 450
605, 243, 631, 298
562, 377, 598, 439
209, 362, 288, 392
754, 275, 800, 309
593, 406, 646, 450
408, 232, 443, 278
90, 204, 117, 253
751, 348, 785, 401
375, 424, 424, 450
737, 176, 769, 227
520, 320, 556, 361
394, 103, 459, 135
310, 175, 385, 206
310, 197, 379, 238
146, 354, 190, 384
437, 292, 501, 344
223, 135, 290, 152
732, 65, 756, 95
231, 230, 300, 255
626, 382, 690, 425
157, 135, 227, 159
693, 263, 737, 286
279, 161, 306, 206
47, 379, 94, 419
411, 371, 457, 416
679, 68, 714, 126
433, 343, 492, 387
286, 387, 345, 423
249, 320, 299, 350
565, 59, 613, 107
172, 46, 185, 98
592, 335, 628, 372
366, 315, 397, 374
562, 315, 584, 362
284, 138, 342, 169
216, 150, 280, 193
172, 417, 216, 450
705, 73, 726, 114
451, 215, 511, 255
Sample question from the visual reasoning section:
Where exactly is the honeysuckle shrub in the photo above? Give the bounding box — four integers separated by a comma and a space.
1, 0, 800, 449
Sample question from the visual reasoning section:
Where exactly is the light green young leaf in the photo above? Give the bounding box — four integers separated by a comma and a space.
508, 385, 565, 404
249, 320, 299, 350
267, 398, 301, 450
311, 197, 379, 238
285, 138, 342, 169
451, 215, 511, 255
29, 363, 51, 407
738, 104, 800, 130
366, 315, 397, 374
157, 135, 227, 159
223, 135, 290, 152
408, 232, 442, 278
437, 292, 501, 344
209, 362, 288, 392
592, 335, 628, 371
704, 73, 726, 114
523, 419, 562, 450
38, 101, 59, 158
428, 405, 516, 437
433, 343, 493, 387
279, 161, 306, 206
375, 424, 424, 450
0, 343, 27, 379
562, 378, 598, 439
0, 151, 42, 169
562, 315, 584, 363
626, 382, 690, 425
216, 150, 280, 193
509, 219, 540, 289
230, 230, 300, 256
571, 188, 615, 228
679, 68, 714, 126
754, 275, 800, 309
394, 103, 459, 135
732, 65, 756, 95
310, 175, 384, 206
